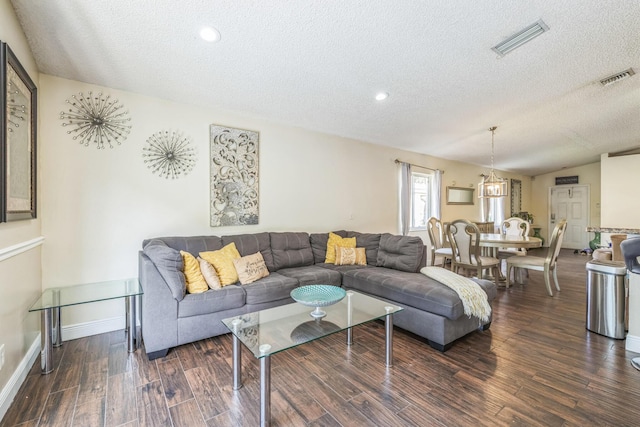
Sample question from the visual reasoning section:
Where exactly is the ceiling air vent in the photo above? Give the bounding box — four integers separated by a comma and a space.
492, 19, 549, 57
600, 68, 635, 86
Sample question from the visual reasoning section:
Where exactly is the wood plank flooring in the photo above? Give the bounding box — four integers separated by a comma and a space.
3, 249, 640, 426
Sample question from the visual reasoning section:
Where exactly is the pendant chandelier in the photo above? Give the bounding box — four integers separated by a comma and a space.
478, 126, 508, 198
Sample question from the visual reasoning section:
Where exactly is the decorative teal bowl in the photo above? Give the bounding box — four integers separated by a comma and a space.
290, 285, 346, 318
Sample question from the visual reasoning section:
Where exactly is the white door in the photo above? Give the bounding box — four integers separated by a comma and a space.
549, 185, 590, 249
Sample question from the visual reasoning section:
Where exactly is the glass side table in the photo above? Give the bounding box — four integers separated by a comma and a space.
28, 278, 142, 374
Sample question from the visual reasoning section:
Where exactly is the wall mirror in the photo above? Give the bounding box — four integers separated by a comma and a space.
446, 187, 474, 205
1, 41, 37, 222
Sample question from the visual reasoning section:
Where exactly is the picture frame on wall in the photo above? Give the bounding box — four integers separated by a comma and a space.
209, 124, 259, 227
0, 41, 37, 222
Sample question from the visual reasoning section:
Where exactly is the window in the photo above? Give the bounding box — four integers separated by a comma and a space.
410, 172, 431, 230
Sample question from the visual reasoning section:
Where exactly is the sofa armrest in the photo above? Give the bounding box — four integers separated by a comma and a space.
138, 251, 179, 355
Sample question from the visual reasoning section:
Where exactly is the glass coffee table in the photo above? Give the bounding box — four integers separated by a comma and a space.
28, 278, 142, 374
222, 289, 403, 427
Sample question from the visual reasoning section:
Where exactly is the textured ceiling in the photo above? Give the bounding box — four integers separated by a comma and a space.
10, 0, 640, 176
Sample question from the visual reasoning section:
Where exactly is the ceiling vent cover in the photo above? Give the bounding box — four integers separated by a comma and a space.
492, 19, 549, 57
600, 68, 635, 86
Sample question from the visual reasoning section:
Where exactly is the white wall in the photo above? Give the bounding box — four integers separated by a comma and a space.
39, 74, 532, 330
0, 0, 42, 411
599, 153, 640, 353
601, 153, 640, 229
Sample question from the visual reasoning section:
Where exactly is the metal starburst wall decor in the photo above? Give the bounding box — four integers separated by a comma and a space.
142, 130, 197, 179
7, 80, 26, 133
60, 91, 132, 149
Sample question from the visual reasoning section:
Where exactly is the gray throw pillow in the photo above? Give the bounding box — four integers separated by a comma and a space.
143, 239, 186, 301
376, 233, 424, 273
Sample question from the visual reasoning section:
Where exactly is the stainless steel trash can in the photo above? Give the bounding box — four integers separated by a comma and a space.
586, 260, 628, 339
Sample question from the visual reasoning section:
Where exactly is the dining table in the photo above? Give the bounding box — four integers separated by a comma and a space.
477, 233, 543, 282
478, 233, 543, 250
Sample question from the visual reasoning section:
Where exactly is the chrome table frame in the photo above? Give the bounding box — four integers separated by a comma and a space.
225, 291, 400, 427
29, 278, 142, 374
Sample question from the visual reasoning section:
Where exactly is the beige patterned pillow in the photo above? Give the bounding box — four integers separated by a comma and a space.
233, 252, 270, 285
197, 257, 222, 290
335, 247, 367, 266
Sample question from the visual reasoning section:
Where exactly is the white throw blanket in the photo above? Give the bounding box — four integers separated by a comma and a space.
420, 266, 492, 323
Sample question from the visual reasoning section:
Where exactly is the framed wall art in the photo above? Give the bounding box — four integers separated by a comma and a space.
0, 41, 37, 222
510, 179, 521, 216
210, 124, 259, 227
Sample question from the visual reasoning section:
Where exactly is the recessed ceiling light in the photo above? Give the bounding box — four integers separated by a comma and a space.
200, 26, 221, 42
375, 92, 389, 101
492, 19, 549, 57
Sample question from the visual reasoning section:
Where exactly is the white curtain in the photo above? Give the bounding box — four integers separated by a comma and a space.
481, 196, 506, 229
430, 169, 442, 219
399, 162, 412, 235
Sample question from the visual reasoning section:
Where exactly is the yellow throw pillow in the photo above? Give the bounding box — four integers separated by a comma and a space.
180, 251, 208, 294
233, 252, 270, 285
200, 242, 242, 286
325, 232, 356, 264
335, 247, 367, 266
197, 257, 222, 290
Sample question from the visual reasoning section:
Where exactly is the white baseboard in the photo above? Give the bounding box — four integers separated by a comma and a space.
0, 316, 127, 422
626, 334, 640, 354
62, 316, 125, 341
0, 337, 40, 422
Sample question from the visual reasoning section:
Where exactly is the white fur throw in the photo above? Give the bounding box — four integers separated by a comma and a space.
420, 266, 492, 323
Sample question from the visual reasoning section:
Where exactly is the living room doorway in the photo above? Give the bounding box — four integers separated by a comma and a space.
549, 185, 590, 249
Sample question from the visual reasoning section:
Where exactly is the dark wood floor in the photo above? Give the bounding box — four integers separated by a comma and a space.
3, 249, 640, 426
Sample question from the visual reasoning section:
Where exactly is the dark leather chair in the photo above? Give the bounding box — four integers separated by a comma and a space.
621, 238, 640, 274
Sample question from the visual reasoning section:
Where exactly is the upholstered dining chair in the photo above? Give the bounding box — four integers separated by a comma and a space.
498, 217, 530, 276
427, 217, 453, 267
506, 219, 568, 296
446, 219, 501, 287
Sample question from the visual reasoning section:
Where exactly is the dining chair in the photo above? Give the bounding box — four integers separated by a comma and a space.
506, 219, 568, 296
427, 217, 453, 267
446, 219, 501, 287
498, 217, 530, 277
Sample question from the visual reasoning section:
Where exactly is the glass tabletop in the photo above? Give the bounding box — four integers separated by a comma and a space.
222, 290, 403, 358
28, 278, 142, 312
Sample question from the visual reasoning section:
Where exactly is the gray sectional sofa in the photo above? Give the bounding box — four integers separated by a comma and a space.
139, 230, 497, 360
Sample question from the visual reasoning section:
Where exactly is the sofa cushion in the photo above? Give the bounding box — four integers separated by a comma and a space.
242, 272, 300, 305
376, 233, 425, 273
222, 232, 275, 272
143, 236, 224, 256
200, 243, 242, 286
315, 263, 371, 274
198, 257, 221, 290
346, 231, 382, 265
277, 265, 342, 286
178, 286, 246, 318
310, 231, 347, 264
342, 267, 496, 320
180, 251, 208, 294
325, 232, 356, 263
335, 247, 367, 266
143, 239, 186, 301
270, 232, 314, 270
233, 252, 270, 285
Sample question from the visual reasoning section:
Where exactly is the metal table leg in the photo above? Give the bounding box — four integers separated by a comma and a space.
126, 294, 139, 352
52, 290, 62, 348
40, 308, 54, 374
260, 355, 271, 427
385, 310, 394, 367
232, 335, 242, 390
346, 291, 353, 346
